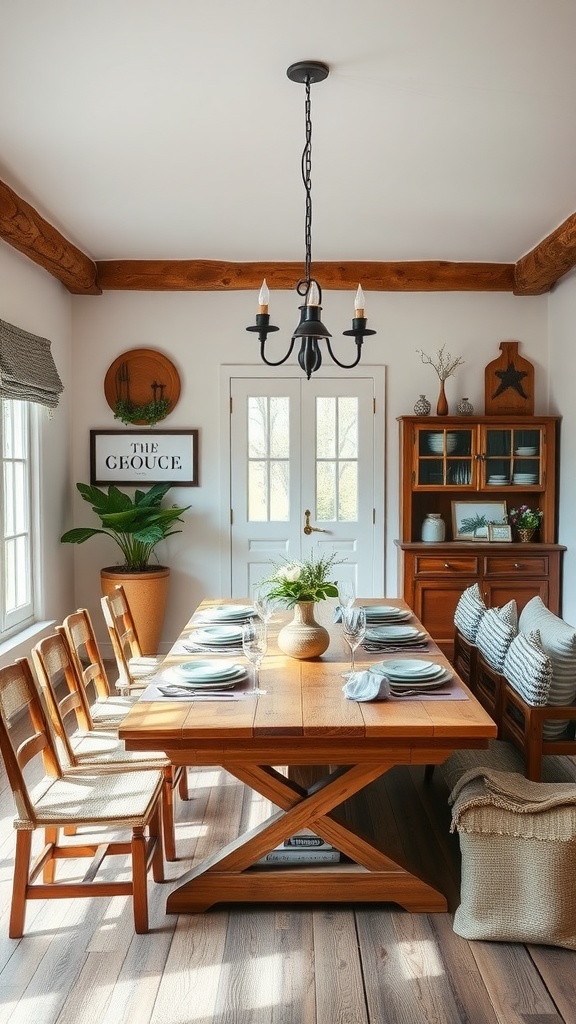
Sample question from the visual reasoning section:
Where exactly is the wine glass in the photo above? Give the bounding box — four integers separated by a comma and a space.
253, 583, 276, 625
337, 580, 356, 611
242, 620, 268, 693
341, 606, 366, 677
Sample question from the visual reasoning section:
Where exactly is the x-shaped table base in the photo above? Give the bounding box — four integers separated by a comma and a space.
166, 762, 448, 914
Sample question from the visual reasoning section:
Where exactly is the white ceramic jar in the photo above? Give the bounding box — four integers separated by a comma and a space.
421, 513, 446, 542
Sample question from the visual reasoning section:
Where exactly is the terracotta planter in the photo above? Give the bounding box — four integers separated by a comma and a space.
101, 566, 170, 654
277, 601, 330, 660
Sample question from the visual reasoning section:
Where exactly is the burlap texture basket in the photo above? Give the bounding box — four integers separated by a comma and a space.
447, 750, 576, 949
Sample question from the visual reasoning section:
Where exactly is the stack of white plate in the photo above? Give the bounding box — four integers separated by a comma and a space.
196, 603, 255, 624
365, 625, 427, 646
372, 658, 452, 691
171, 659, 247, 689
512, 473, 537, 485
427, 433, 458, 454
487, 474, 509, 485
515, 446, 538, 456
361, 605, 412, 624
188, 625, 243, 648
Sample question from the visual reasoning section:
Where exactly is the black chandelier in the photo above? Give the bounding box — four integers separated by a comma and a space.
246, 60, 376, 380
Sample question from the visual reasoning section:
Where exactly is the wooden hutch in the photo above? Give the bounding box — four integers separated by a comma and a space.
396, 415, 565, 658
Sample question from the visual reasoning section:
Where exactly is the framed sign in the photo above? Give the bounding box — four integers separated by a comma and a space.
90, 430, 198, 486
451, 500, 507, 541
488, 523, 513, 542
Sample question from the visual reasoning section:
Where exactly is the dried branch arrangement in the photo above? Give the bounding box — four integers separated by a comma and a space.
416, 345, 465, 380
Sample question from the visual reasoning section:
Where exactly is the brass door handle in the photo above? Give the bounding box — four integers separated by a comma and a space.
304, 510, 330, 535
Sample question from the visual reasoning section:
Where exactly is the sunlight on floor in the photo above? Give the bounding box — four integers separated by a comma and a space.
399, 939, 445, 979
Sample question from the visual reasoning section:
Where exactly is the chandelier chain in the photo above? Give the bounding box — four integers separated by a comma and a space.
302, 75, 313, 286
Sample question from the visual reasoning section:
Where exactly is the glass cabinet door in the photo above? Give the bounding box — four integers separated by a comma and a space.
416, 427, 474, 487
482, 425, 543, 488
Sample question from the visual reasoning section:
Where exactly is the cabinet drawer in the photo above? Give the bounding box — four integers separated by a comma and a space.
483, 555, 549, 577
414, 555, 479, 576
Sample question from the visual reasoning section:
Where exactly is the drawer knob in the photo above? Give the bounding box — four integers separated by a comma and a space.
444, 563, 451, 569
513, 563, 522, 570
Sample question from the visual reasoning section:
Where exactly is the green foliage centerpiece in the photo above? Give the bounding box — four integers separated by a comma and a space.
263, 551, 341, 660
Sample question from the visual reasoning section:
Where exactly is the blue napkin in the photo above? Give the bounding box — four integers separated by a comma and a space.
342, 670, 390, 702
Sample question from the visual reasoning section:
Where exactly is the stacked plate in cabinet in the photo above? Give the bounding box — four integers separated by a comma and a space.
515, 446, 538, 456
487, 473, 509, 486
427, 432, 458, 454
512, 472, 538, 485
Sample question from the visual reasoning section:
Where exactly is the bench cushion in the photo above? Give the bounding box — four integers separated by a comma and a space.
503, 629, 552, 707
519, 597, 576, 740
454, 584, 486, 642
474, 601, 517, 671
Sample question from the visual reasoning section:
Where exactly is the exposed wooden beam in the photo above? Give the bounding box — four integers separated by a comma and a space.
514, 212, 576, 295
96, 259, 515, 292
0, 178, 100, 295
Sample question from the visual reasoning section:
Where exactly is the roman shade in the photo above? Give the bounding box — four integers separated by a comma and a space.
0, 318, 63, 408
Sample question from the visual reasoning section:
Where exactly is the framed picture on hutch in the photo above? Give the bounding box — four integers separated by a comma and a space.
451, 500, 507, 541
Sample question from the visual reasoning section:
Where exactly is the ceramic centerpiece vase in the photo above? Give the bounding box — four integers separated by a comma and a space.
277, 601, 330, 660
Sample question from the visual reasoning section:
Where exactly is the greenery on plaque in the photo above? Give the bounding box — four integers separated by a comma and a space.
113, 396, 171, 426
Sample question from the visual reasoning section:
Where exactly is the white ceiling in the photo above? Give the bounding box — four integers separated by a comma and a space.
2, 0, 576, 266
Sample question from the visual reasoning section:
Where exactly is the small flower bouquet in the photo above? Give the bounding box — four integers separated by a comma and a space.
508, 505, 543, 530
262, 551, 341, 607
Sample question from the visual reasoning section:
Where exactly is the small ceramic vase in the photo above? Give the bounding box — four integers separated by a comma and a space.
277, 601, 330, 659
421, 513, 446, 542
413, 394, 431, 416
457, 397, 474, 416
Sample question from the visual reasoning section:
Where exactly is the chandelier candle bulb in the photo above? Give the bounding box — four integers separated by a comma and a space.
307, 281, 320, 306
354, 284, 365, 318
258, 279, 269, 314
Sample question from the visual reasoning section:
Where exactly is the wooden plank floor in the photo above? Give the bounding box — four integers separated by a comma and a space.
1, 733, 576, 1022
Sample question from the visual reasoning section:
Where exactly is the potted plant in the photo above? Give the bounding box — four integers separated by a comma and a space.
262, 551, 341, 659
61, 482, 191, 653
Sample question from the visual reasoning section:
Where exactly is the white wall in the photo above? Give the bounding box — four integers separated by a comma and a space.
0, 242, 73, 666
548, 270, 576, 625
70, 286, 548, 648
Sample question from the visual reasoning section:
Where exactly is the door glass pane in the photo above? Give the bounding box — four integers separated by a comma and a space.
316, 396, 358, 522
247, 396, 289, 521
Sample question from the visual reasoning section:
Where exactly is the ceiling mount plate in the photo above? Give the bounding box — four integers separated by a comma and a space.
287, 61, 329, 85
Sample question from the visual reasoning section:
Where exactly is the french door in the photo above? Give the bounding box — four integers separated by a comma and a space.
227, 371, 384, 597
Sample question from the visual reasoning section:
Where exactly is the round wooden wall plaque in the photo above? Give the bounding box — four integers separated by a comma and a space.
104, 348, 181, 424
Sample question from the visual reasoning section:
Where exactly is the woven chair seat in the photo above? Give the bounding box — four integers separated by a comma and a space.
70, 730, 170, 769
19, 768, 164, 830
90, 694, 138, 728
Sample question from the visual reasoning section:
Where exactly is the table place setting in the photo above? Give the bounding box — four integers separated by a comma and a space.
361, 623, 430, 653
173, 623, 244, 654
137, 658, 262, 701
342, 658, 468, 702
192, 603, 256, 625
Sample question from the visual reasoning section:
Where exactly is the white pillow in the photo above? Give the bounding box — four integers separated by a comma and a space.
503, 629, 552, 707
454, 584, 487, 642
475, 601, 518, 671
519, 596, 576, 739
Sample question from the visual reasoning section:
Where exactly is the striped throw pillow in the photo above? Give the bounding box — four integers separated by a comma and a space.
475, 601, 518, 671
503, 629, 552, 707
519, 597, 576, 739
454, 584, 487, 642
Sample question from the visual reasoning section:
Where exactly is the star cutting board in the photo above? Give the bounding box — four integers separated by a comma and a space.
484, 340, 534, 415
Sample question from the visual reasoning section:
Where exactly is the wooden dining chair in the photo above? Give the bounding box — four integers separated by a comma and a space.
0, 657, 164, 937
101, 586, 163, 695
32, 629, 186, 860
61, 608, 138, 729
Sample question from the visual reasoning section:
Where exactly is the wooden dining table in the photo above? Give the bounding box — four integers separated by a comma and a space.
119, 599, 497, 915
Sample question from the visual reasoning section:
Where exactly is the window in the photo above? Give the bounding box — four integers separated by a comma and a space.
1, 400, 35, 637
